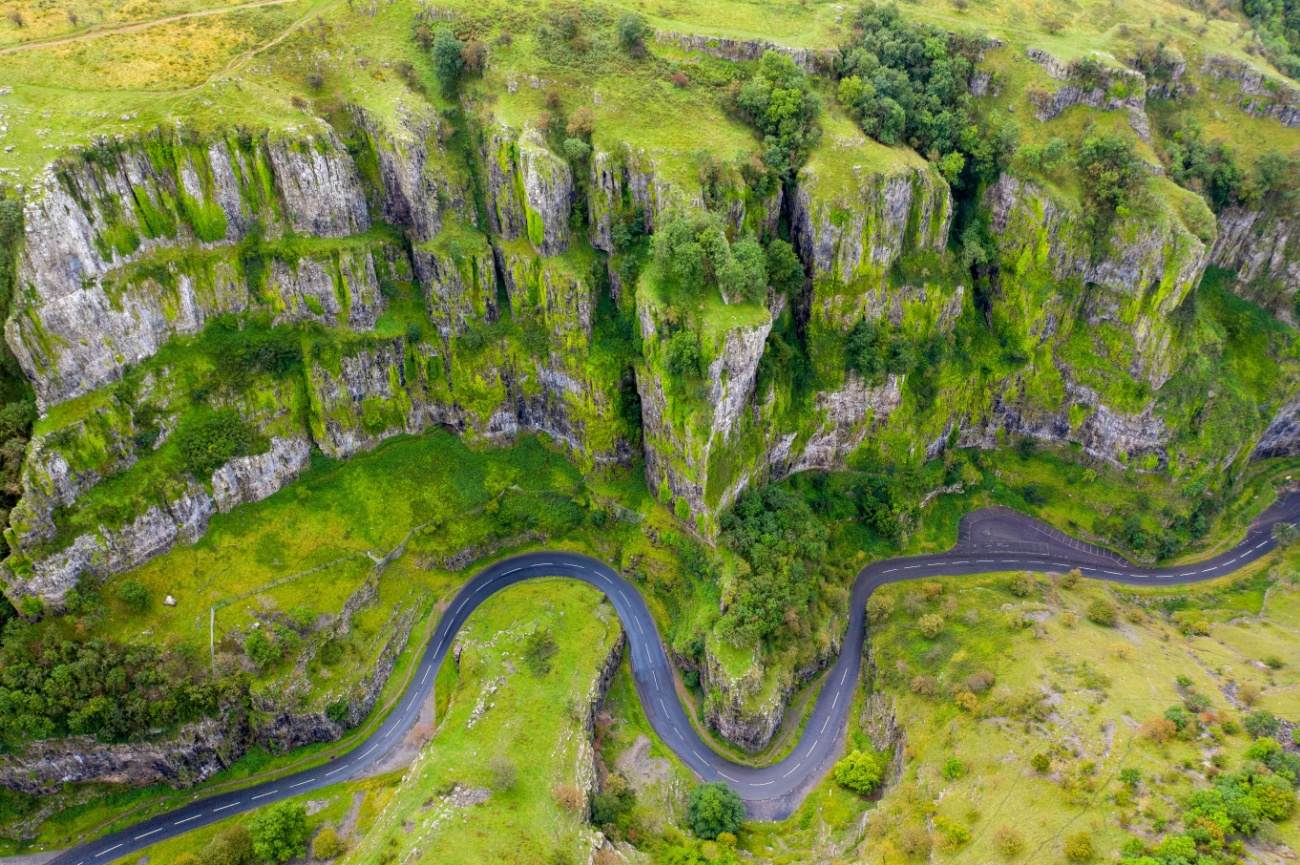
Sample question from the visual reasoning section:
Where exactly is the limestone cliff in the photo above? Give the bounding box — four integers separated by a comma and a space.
1210, 205, 1300, 323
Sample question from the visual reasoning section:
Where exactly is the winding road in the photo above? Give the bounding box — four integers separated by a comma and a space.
42, 494, 1300, 864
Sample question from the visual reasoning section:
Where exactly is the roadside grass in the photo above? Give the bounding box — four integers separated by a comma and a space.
338, 579, 621, 865
105, 772, 404, 865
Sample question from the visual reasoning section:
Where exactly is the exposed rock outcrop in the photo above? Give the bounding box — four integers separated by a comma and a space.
1210, 206, 1300, 322
653, 29, 836, 75
984, 174, 1210, 388
1201, 55, 1300, 127
483, 124, 573, 257
1252, 395, 1300, 460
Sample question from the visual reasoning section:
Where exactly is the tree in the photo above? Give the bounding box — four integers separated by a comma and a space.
718, 237, 768, 302
566, 106, 594, 138
311, 828, 345, 860
1076, 133, 1144, 214
1272, 521, 1299, 546
1063, 832, 1094, 862
1030, 753, 1051, 773
834, 750, 884, 794
918, 614, 944, 639
115, 579, 151, 612
686, 782, 744, 840
431, 26, 466, 96
248, 802, 310, 864
663, 330, 703, 379
764, 239, 803, 295
616, 13, 646, 54
941, 756, 964, 780
200, 826, 255, 865
736, 52, 821, 179
1086, 599, 1117, 627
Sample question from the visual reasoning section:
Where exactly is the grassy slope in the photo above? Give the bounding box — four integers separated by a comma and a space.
338, 579, 620, 865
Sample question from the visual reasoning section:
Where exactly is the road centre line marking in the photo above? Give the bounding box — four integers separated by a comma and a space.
289, 780, 312, 789
212, 803, 237, 811
251, 790, 278, 800
783, 762, 803, 777
134, 829, 163, 840
173, 814, 201, 825
720, 772, 738, 782
95, 846, 123, 858
753, 780, 774, 787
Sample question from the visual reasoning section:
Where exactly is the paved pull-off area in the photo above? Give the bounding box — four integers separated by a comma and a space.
42, 495, 1300, 863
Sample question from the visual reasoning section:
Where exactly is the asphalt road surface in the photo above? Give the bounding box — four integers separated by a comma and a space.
43, 494, 1300, 864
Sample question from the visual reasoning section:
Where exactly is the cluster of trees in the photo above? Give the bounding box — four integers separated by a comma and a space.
1164, 120, 1299, 212
837, 5, 1016, 187
718, 484, 828, 642
0, 614, 235, 742
834, 749, 886, 794
653, 212, 769, 305
845, 317, 922, 382
1241, 0, 1300, 79
735, 52, 822, 180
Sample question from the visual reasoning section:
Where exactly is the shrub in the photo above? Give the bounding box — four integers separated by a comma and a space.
917, 614, 944, 639
524, 630, 559, 675
1140, 718, 1177, 743
867, 593, 895, 623
490, 756, 517, 791
1059, 569, 1080, 589
311, 828, 345, 860
553, 784, 584, 813
910, 675, 938, 697
897, 826, 931, 859
244, 629, 281, 669
115, 579, 151, 612
1061, 611, 1077, 627
662, 329, 703, 378
993, 825, 1023, 858
248, 802, 310, 864
964, 670, 995, 693
1076, 133, 1145, 215
1244, 710, 1280, 738
834, 750, 884, 794
176, 855, 201, 865
1063, 832, 1094, 862
686, 782, 744, 840
941, 757, 964, 780
1009, 572, 1035, 597
1086, 600, 1117, 627
566, 107, 594, 138
934, 817, 970, 851
200, 825, 255, 865
954, 690, 978, 712
1238, 681, 1262, 705
1030, 753, 1051, 773
1119, 767, 1141, 787
174, 409, 263, 478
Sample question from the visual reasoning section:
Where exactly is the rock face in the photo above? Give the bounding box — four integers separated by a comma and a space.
1026, 48, 1149, 137
483, 125, 573, 257
1252, 395, 1300, 459
789, 374, 905, 472
984, 174, 1210, 388
792, 161, 951, 292
1210, 206, 1300, 322
637, 288, 774, 530
653, 29, 837, 75
14, 436, 311, 604
7, 129, 374, 410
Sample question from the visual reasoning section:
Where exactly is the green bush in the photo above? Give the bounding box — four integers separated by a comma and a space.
524, 629, 558, 675
200, 825, 255, 865
616, 13, 645, 54
941, 757, 964, 780
1244, 710, 1280, 738
1063, 831, 1094, 862
1030, 753, 1051, 773
248, 802, 310, 864
243, 629, 281, 669
115, 579, 151, 613
834, 750, 884, 794
311, 828, 345, 861
662, 330, 703, 379
173, 409, 265, 478
686, 782, 744, 840
431, 26, 466, 96
1086, 600, 1117, 627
